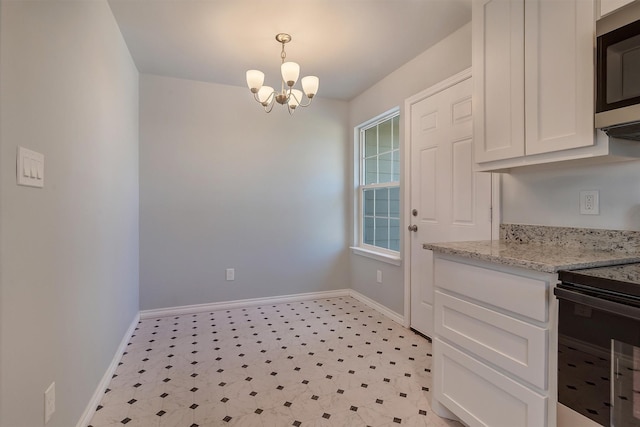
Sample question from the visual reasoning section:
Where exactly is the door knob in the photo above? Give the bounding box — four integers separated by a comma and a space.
408, 225, 418, 232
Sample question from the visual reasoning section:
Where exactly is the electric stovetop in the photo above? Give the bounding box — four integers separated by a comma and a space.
559, 263, 640, 298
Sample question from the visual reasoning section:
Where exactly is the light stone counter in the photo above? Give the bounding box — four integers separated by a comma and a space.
423, 224, 640, 273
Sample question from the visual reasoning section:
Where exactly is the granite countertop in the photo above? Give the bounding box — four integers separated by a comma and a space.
422, 240, 640, 273
422, 225, 640, 273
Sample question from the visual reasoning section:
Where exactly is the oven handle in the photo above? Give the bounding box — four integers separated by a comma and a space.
554, 286, 640, 321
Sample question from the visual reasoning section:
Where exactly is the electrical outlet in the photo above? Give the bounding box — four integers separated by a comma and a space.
44, 382, 55, 424
376, 270, 382, 284
580, 190, 600, 215
226, 268, 235, 281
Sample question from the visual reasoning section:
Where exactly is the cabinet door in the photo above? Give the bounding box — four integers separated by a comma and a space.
435, 257, 550, 323
473, 0, 525, 163
434, 338, 548, 427
435, 290, 548, 389
524, 0, 595, 156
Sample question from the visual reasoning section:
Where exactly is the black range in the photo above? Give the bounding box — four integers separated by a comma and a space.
555, 263, 640, 427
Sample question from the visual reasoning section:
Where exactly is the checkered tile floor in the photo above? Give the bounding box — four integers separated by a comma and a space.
88, 296, 462, 426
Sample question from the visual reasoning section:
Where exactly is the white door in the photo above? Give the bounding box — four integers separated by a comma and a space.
407, 72, 493, 337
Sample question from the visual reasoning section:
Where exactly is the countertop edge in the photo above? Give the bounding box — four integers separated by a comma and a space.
423, 242, 640, 273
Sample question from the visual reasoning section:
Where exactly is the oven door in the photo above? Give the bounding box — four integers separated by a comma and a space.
555, 284, 640, 426
612, 340, 640, 426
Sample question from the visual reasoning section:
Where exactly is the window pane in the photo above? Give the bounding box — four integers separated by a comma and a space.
365, 157, 377, 185
363, 189, 374, 216
364, 217, 375, 245
375, 218, 389, 249
389, 218, 400, 251
375, 188, 389, 217
379, 119, 392, 152
364, 127, 377, 158
392, 149, 400, 182
392, 115, 400, 150
389, 186, 400, 218
379, 152, 393, 183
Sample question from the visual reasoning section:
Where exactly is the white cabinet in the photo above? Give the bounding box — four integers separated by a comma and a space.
473, 0, 640, 172
432, 255, 558, 427
523, 0, 595, 156
434, 338, 548, 427
473, 0, 525, 163
474, 0, 594, 164
435, 291, 548, 389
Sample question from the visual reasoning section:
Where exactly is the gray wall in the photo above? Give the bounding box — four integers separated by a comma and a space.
139, 74, 350, 310
501, 159, 640, 230
0, 2, 139, 426
348, 23, 472, 315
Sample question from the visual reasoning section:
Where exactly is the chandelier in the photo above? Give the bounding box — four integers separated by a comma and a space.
246, 33, 319, 114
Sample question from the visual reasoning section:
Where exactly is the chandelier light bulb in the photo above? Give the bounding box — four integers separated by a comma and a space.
257, 86, 274, 104
301, 76, 319, 98
281, 62, 300, 87
246, 70, 264, 93
288, 89, 303, 109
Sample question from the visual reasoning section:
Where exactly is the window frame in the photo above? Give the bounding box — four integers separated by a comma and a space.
352, 108, 401, 265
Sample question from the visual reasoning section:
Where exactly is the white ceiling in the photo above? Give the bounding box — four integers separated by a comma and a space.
107, 0, 471, 101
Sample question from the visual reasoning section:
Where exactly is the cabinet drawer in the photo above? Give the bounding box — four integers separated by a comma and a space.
435, 290, 548, 389
434, 338, 548, 427
434, 257, 549, 322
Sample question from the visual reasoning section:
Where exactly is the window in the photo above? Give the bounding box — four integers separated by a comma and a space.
357, 110, 400, 256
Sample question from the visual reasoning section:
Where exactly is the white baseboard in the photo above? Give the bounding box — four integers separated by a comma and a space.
348, 289, 405, 325
76, 313, 140, 427
139, 289, 351, 319
139, 289, 406, 327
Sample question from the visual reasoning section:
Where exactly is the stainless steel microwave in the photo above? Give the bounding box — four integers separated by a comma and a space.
596, 1, 640, 140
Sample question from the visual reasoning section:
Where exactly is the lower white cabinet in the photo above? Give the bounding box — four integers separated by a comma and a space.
435, 290, 548, 389
432, 254, 557, 427
434, 338, 548, 427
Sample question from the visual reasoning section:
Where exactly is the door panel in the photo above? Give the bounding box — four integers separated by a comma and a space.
420, 147, 438, 222
452, 139, 474, 224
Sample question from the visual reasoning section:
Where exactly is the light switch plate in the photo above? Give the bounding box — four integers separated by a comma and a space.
17, 146, 44, 188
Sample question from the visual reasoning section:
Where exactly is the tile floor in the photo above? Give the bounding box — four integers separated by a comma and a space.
88, 296, 462, 427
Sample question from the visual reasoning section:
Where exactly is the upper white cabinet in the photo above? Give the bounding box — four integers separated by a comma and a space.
524, 0, 595, 156
474, 0, 594, 165
473, 0, 525, 163
473, 0, 640, 172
